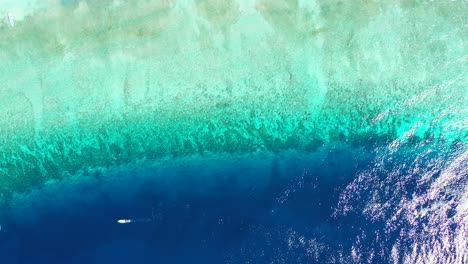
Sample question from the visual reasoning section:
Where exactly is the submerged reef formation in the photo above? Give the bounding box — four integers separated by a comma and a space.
0, 1, 467, 263
1, 0, 466, 198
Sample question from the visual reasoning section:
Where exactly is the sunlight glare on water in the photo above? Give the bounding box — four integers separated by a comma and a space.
0, 1, 466, 263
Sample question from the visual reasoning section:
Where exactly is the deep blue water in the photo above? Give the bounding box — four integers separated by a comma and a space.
0, 144, 465, 263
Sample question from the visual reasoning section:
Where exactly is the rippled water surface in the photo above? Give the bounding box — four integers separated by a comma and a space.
0, 1, 466, 263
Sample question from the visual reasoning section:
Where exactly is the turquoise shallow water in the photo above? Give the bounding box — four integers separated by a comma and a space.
0, 1, 467, 263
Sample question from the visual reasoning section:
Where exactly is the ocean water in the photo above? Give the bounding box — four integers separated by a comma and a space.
0, 1, 466, 263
